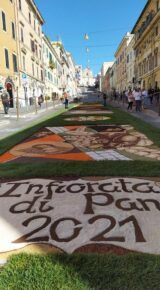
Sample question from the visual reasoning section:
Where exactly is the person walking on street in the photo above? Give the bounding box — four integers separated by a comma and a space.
103, 93, 107, 107
127, 89, 134, 111
38, 94, 44, 108
1, 89, 10, 114
64, 97, 69, 109
133, 88, 142, 112
142, 88, 148, 109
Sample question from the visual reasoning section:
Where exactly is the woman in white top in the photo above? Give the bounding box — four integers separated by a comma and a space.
133, 88, 142, 112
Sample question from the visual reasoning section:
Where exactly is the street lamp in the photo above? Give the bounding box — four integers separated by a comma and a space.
84, 33, 89, 40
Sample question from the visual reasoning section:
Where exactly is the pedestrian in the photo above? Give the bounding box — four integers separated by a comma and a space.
64, 97, 69, 109
38, 94, 44, 107
1, 89, 10, 114
133, 88, 142, 112
103, 93, 107, 107
142, 88, 148, 109
148, 87, 154, 104
127, 89, 134, 111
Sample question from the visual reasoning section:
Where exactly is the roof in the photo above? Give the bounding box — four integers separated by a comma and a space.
131, 0, 151, 33
28, 0, 45, 24
115, 33, 133, 57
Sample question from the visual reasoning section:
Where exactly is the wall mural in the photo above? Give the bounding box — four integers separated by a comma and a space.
0, 177, 160, 255
0, 125, 160, 163
64, 116, 111, 122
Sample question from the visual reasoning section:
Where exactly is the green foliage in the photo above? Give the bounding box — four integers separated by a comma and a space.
0, 253, 160, 290
49, 60, 56, 70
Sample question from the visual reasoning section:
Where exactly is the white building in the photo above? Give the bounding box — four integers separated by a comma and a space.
66, 52, 77, 100
42, 34, 62, 100
52, 42, 77, 100
75, 65, 83, 86
82, 68, 95, 87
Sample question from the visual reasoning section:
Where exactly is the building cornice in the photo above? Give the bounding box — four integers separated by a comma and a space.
133, 11, 160, 49
115, 33, 133, 57
131, 0, 151, 33
27, 0, 45, 24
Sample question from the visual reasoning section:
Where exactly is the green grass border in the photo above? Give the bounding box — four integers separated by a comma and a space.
0, 103, 160, 178
0, 160, 160, 178
0, 104, 76, 155
0, 253, 160, 290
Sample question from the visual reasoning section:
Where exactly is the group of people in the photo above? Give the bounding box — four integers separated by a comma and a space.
112, 87, 160, 113
126, 88, 148, 112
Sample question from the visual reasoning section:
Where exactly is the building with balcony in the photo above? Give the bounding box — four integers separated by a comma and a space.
42, 34, 62, 101
132, 0, 160, 89
66, 52, 77, 100
0, 0, 19, 108
15, 0, 44, 107
115, 32, 133, 92
52, 42, 78, 99
126, 36, 135, 89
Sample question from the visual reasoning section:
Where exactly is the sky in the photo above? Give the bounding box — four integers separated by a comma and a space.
36, 0, 147, 75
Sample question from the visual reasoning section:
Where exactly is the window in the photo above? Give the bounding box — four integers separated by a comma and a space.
39, 48, 41, 60
4, 49, 9, 69
41, 70, 44, 81
35, 43, 38, 56
154, 49, 158, 67
20, 26, 24, 43
29, 12, 31, 24
22, 54, 26, 71
32, 62, 34, 76
31, 39, 35, 52
2, 11, 6, 31
38, 26, 40, 36
34, 19, 36, 31
13, 54, 18, 72
19, 0, 22, 10
12, 22, 16, 39
37, 66, 39, 78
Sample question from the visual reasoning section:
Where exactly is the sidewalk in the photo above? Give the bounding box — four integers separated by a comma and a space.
109, 99, 160, 129
0, 101, 63, 140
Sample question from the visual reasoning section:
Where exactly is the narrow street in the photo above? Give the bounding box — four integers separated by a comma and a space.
1, 0, 160, 288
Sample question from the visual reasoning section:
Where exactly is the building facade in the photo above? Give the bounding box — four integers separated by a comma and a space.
126, 36, 135, 89
42, 34, 62, 100
132, 0, 160, 90
66, 52, 77, 100
109, 62, 117, 91
0, 0, 19, 108
115, 32, 133, 92
82, 68, 95, 87
15, 0, 44, 107
100, 62, 114, 91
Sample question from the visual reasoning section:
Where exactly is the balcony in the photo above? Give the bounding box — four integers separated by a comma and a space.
136, 10, 156, 40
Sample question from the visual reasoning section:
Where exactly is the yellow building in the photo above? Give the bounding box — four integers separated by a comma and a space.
0, 0, 18, 108
132, 0, 160, 90
115, 32, 133, 92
